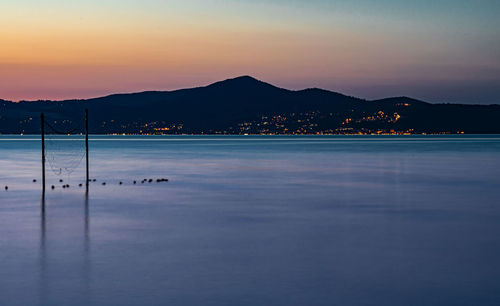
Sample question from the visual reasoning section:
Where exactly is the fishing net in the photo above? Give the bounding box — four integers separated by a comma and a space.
44, 117, 86, 177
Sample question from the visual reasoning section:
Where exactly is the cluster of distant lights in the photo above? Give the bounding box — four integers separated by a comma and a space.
12, 132, 467, 136
12, 105, 466, 136
90, 131, 466, 136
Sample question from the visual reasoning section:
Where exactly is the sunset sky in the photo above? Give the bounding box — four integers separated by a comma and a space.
1, 0, 499, 103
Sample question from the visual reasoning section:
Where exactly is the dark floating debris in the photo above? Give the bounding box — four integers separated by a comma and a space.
119, 181, 123, 185
134, 178, 169, 184
79, 184, 83, 187
102, 182, 106, 186
62, 185, 66, 189
33, 179, 37, 183
59, 179, 64, 183
51, 185, 55, 189
4, 186, 8, 190
93, 179, 97, 182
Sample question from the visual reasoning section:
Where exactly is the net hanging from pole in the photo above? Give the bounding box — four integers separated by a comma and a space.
44, 117, 86, 177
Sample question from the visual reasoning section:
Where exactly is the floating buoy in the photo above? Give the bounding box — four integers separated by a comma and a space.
33, 179, 37, 183
102, 182, 106, 186
4, 186, 8, 190
93, 179, 96, 182
79, 184, 83, 187
59, 179, 63, 183
62, 185, 66, 189
148, 179, 153, 183
133, 181, 137, 184
119, 181, 123, 185
51, 185, 55, 189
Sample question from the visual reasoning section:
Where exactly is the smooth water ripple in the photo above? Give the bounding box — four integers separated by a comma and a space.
1, 135, 500, 306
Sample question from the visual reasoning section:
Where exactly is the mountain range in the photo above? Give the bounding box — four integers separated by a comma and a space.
1, 76, 499, 134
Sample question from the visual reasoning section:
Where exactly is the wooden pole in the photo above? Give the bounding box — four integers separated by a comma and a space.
85, 109, 89, 189
41, 113, 46, 194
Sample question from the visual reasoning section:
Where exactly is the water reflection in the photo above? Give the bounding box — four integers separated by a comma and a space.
40, 196, 47, 306
5, 135, 498, 306
83, 191, 90, 303
84, 191, 89, 246
39, 192, 90, 305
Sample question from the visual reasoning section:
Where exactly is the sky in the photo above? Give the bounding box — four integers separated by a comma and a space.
1, 0, 499, 103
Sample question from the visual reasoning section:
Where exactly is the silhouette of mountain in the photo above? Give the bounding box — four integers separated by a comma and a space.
1, 76, 499, 134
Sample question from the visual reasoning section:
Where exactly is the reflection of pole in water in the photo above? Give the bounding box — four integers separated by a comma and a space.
83, 191, 91, 303
84, 191, 89, 248
40, 196, 46, 254
38, 193, 92, 304
39, 196, 47, 305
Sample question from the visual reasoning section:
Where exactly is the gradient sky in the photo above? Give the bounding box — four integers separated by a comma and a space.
1, 0, 499, 103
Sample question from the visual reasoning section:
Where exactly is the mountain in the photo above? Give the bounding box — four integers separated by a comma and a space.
1, 76, 499, 134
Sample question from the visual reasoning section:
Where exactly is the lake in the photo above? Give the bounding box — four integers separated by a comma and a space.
1, 135, 500, 306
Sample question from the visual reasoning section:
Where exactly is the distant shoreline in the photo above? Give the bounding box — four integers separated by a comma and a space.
2, 133, 500, 137
2, 77, 499, 135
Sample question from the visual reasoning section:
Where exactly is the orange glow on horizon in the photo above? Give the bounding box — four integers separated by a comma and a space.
1, 1, 498, 103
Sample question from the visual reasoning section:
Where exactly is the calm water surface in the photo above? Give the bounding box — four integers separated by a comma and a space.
1, 135, 500, 306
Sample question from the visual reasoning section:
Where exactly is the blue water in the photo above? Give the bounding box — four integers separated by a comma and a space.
1, 135, 500, 306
